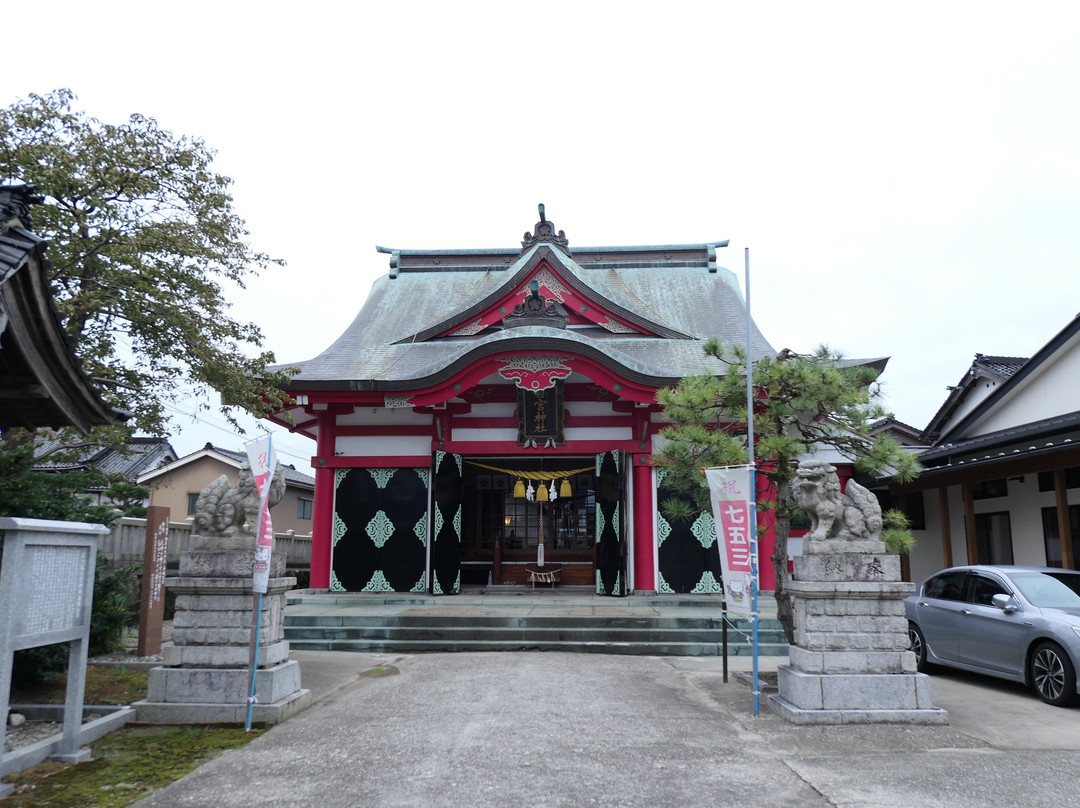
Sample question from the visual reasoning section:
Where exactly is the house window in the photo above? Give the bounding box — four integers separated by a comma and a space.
971, 479, 1008, 500
974, 511, 1014, 564
903, 492, 926, 530
874, 491, 925, 530
1037, 468, 1080, 492
1041, 505, 1080, 568
297, 498, 313, 520
187, 492, 200, 515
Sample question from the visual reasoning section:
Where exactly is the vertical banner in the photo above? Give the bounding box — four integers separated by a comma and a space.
245, 435, 279, 594
704, 465, 756, 616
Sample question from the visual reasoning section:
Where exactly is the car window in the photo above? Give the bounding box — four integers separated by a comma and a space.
923, 571, 967, 601
1011, 573, 1080, 609
969, 573, 1009, 605
1047, 572, 1080, 598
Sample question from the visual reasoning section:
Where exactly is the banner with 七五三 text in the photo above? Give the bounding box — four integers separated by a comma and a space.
704, 466, 756, 616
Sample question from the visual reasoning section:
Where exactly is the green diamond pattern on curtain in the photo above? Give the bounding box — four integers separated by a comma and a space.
595, 450, 626, 596
431, 451, 463, 595
331, 467, 429, 592
656, 480, 724, 594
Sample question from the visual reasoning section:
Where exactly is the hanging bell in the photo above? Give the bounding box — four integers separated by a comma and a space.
560, 477, 572, 499
526, 481, 535, 501
513, 479, 525, 499
536, 482, 549, 502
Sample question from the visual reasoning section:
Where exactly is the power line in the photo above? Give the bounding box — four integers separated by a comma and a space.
112, 335, 314, 467
162, 401, 313, 467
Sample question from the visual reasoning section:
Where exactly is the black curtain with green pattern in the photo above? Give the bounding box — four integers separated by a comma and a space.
655, 477, 724, 594
431, 451, 463, 595
331, 467, 429, 593
595, 450, 626, 596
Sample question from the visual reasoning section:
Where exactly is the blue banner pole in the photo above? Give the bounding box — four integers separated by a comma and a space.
245, 592, 264, 732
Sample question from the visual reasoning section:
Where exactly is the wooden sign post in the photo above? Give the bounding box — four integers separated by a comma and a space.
137, 506, 170, 657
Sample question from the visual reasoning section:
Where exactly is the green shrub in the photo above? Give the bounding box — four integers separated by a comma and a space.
11, 643, 70, 688
90, 554, 139, 655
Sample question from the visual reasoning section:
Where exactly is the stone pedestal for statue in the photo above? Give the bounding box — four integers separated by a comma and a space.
769, 462, 947, 725
134, 466, 310, 725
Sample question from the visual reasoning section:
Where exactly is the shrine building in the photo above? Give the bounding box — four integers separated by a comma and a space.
267, 208, 781, 596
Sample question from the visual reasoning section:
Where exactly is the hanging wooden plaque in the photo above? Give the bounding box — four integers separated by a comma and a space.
517, 381, 565, 446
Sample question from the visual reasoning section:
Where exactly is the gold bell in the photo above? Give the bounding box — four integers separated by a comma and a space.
560, 478, 572, 498
513, 479, 526, 498
536, 482, 549, 502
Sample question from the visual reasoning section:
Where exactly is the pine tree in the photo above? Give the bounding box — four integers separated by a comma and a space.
653, 338, 920, 642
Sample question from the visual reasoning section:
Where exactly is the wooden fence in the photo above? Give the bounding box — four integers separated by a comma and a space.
100, 517, 313, 571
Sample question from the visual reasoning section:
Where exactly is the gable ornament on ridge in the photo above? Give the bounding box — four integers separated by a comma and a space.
502, 278, 569, 329
521, 203, 570, 255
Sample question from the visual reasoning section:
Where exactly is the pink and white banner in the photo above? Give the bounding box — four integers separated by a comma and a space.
704, 466, 756, 616
245, 435, 279, 594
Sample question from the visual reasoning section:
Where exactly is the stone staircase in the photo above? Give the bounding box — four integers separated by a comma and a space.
283, 590, 789, 657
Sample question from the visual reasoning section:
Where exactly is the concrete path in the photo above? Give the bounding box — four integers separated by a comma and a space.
132, 652, 1080, 808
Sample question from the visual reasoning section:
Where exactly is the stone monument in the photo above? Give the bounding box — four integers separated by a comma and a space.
769, 461, 947, 724
135, 463, 310, 724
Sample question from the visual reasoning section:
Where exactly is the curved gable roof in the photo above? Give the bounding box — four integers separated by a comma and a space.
276, 213, 775, 395
397, 246, 694, 342
0, 186, 121, 433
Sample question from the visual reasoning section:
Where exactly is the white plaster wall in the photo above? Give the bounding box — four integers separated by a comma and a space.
983, 476, 1039, 566
336, 409, 433, 426
938, 380, 1004, 436
566, 401, 617, 417
907, 490, 942, 583
451, 428, 519, 442
565, 427, 633, 441
454, 403, 516, 419
335, 435, 432, 456
906, 476, 1080, 580
971, 333, 1080, 435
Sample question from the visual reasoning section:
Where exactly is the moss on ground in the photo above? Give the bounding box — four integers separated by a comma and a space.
2, 725, 264, 807
10, 666, 149, 706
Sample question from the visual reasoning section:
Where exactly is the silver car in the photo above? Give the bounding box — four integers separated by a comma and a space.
905, 565, 1080, 706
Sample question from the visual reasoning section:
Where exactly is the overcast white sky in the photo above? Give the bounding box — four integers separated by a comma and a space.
5, 2, 1080, 469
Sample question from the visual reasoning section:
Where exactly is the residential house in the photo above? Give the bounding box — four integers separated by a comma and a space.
32, 435, 177, 509
887, 316, 1080, 582
138, 442, 316, 535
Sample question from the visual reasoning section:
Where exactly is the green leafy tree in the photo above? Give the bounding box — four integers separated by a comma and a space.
0, 438, 121, 523
653, 339, 920, 643
0, 89, 294, 437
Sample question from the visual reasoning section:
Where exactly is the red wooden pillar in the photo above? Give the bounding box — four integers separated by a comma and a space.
310, 412, 336, 589
632, 456, 655, 591
756, 472, 778, 591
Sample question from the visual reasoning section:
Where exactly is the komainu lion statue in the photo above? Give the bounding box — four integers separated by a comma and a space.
793, 460, 882, 542
193, 462, 286, 537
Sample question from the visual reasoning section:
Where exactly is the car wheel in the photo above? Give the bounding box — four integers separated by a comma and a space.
1030, 641, 1078, 707
908, 622, 930, 672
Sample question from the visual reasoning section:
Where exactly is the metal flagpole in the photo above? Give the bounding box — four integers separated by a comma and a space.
745, 247, 761, 717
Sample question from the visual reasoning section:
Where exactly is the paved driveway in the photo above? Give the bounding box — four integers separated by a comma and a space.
132, 652, 1080, 808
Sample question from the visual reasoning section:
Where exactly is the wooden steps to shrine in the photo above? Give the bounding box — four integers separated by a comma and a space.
282, 591, 789, 657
